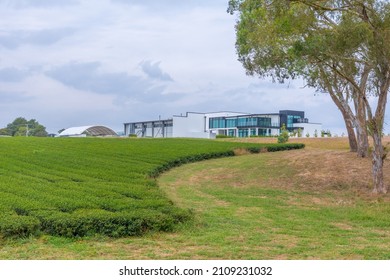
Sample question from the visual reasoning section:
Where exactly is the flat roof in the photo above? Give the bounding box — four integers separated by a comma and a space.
124, 118, 172, 125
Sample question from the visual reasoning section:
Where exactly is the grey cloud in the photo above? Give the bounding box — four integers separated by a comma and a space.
110, 0, 222, 15
0, 28, 75, 49
0, 0, 79, 9
0, 91, 34, 103
111, 0, 219, 9
0, 67, 29, 82
46, 61, 176, 103
140, 61, 173, 82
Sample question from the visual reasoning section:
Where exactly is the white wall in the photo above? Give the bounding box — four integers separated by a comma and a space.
173, 112, 213, 138
294, 123, 322, 137
270, 115, 280, 128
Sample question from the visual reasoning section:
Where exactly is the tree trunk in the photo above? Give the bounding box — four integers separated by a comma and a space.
327, 90, 358, 152
343, 113, 358, 153
355, 116, 369, 157
365, 79, 389, 194
354, 93, 369, 157
371, 131, 386, 193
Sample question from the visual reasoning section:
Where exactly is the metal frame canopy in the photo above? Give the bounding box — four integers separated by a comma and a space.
58, 125, 117, 137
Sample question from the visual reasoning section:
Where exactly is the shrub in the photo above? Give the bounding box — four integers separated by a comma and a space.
216, 135, 233, 138
0, 214, 41, 238
266, 143, 305, 152
278, 124, 289, 143
32, 208, 189, 238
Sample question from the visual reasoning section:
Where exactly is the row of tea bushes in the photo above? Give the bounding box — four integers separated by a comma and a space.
0, 138, 304, 238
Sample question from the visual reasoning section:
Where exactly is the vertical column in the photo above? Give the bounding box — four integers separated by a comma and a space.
161, 121, 164, 138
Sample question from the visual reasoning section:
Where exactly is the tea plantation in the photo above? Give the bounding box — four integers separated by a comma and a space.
0, 137, 304, 238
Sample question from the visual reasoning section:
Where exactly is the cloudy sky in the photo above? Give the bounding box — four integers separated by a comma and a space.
0, 0, 388, 135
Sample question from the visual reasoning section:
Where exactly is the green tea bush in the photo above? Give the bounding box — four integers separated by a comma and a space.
216, 135, 233, 138
266, 143, 305, 152
0, 213, 41, 237
33, 209, 181, 238
0, 137, 304, 238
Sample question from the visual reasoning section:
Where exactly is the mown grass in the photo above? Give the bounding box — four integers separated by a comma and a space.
1, 137, 389, 259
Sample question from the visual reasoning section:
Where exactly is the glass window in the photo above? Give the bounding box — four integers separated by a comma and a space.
238, 129, 249, 137
210, 118, 226, 128
226, 118, 237, 128
258, 128, 267, 136
228, 129, 236, 137
287, 115, 294, 128
219, 118, 226, 128
258, 117, 271, 127
237, 117, 258, 127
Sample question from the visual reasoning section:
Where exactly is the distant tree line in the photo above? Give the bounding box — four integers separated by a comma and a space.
0, 117, 48, 137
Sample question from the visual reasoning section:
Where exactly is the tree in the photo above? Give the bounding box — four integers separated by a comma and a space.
278, 123, 289, 143
0, 128, 8, 135
228, 0, 390, 193
6, 117, 28, 136
2, 117, 48, 137
228, 0, 369, 155
297, 127, 302, 137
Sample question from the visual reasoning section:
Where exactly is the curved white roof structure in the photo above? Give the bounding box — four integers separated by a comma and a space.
58, 125, 117, 137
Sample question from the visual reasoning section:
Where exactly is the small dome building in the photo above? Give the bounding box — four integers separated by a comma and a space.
58, 125, 117, 137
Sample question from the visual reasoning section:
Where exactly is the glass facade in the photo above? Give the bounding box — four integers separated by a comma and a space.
238, 129, 249, 137
209, 117, 226, 129
228, 129, 236, 137
209, 111, 305, 138
279, 110, 305, 131
226, 118, 237, 128
258, 117, 271, 127
210, 116, 273, 129
237, 117, 258, 127
258, 128, 267, 136
287, 115, 302, 128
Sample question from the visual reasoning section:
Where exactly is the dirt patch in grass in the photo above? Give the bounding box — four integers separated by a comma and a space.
233, 148, 252, 156
285, 149, 389, 197
331, 222, 354, 231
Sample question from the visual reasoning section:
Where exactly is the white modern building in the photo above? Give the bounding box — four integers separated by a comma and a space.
123, 110, 321, 139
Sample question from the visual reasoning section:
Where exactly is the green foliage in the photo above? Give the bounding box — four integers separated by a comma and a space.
3, 117, 48, 137
321, 129, 332, 137
266, 143, 304, 152
0, 214, 41, 237
216, 135, 233, 138
0, 128, 8, 135
277, 123, 289, 143
297, 128, 302, 137
0, 137, 304, 238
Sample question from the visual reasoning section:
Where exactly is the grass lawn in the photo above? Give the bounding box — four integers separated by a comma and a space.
1, 137, 390, 259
